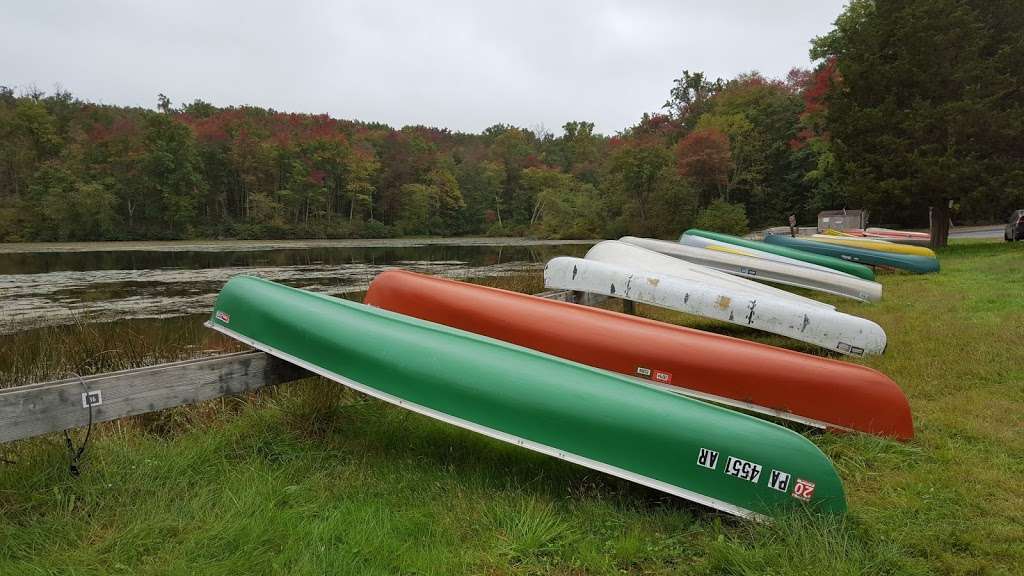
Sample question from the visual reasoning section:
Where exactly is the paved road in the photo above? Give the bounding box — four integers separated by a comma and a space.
751, 225, 1005, 240
950, 226, 1004, 239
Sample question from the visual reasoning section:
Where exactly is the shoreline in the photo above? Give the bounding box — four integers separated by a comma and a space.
0, 236, 598, 254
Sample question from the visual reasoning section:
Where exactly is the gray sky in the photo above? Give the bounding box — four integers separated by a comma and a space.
2, 0, 846, 134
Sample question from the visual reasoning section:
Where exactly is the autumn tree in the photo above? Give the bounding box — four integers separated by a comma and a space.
663, 70, 723, 135
692, 74, 806, 227
812, 0, 1024, 245
674, 128, 731, 207
141, 113, 205, 237
520, 166, 602, 238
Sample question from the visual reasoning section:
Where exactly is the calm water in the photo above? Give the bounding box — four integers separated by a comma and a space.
0, 239, 593, 335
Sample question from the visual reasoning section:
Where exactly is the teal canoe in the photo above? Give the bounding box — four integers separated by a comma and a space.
682, 229, 876, 281
764, 234, 940, 274
207, 276, 846, 519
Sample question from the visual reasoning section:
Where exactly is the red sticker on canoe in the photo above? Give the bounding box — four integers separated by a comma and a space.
215, 310, 230, 324
653, 370, 673, 384
792, 478, 815, 501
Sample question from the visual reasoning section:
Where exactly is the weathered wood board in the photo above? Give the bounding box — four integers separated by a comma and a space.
0, 352, 309, 443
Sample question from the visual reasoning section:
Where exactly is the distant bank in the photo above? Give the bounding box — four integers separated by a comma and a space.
0, 237, 597, 254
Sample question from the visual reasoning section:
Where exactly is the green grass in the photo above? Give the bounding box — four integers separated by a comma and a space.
2, 241, 1023, 575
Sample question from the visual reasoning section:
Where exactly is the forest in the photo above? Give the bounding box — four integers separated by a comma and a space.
0, 0, 1020, 243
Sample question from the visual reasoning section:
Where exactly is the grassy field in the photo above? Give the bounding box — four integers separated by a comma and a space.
1, 241, 1022, 575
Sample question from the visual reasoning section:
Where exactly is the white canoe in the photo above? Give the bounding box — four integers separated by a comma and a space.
585, 241, 834, 310
544, 256, 887, 356
679, 234, 857, 277
621, 236, 882, 303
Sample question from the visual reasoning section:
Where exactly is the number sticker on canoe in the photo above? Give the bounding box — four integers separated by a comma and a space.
696, 448, 719, 470
724, 456, 762, 483
636, 367, 673, 384
215, 310, 231, 324
792, 478, 816, 501
767, 469, 791, 492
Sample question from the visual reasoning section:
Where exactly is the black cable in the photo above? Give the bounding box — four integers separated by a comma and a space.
62, 372, 94, 477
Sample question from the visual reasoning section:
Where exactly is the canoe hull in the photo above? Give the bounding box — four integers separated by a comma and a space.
764, 234, 940, 274
865, 227, 930, 240
366, 270, 912, 439
829, 229, 933, 247
622, 236, 882, 302
544, 257, 887, 356
682, 229, 876, 280
808, 235, 937, 258
587, 240, 834, 310
679, 234, 857, 276
209, 276, 846, 518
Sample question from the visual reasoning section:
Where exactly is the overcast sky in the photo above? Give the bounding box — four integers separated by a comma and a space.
2, 0, 847, 134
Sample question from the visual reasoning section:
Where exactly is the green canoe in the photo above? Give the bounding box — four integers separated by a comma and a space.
764, 234, 940, 274
682, 229, 876, 281
208, 276, 846, 519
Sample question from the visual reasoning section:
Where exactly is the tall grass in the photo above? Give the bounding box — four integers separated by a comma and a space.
0, 314, 245, 388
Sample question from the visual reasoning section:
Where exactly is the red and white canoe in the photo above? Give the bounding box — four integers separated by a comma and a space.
364, 270, 913, 440
845, 228, 932, 246
862, 227, 930, 239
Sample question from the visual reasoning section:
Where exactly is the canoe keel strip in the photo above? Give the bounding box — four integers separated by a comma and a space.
366, 270, 913, 439
545, 257, 887, 356
208, 276, 846, 518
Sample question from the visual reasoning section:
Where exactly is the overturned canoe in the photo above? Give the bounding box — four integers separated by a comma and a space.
843, 229, 933, 247
865, 227, 930, 240
764, 234, 940, 274
587, 241, 834, 310
682, 229, 876, 281
208, 276, 845, 519
621, 236, 882, 302
808, 235, 937, 258
865, 236, 932, 247
545, 257, 887, 356
366, 270, 912, 439
680, 233, 859, 277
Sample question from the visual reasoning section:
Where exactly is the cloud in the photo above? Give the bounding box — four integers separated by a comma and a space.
1, 0, 846, 134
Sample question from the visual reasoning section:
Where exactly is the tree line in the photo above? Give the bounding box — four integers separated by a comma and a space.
1, 0, 1020, 243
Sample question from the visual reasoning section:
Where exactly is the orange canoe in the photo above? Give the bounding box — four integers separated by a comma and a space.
364, 270, 913, 440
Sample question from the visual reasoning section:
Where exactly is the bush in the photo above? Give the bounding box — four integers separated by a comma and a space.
694, 199, 749, 236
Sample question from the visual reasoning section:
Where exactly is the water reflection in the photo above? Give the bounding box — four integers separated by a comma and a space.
0, 241, 592, 334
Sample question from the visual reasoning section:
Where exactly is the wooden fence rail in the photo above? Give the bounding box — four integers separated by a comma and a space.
1, 289, 620, 444
0, 352, 309, 443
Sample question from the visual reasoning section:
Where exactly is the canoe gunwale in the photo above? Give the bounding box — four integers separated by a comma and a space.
641, 376, 844, 432
205, 320, 769, 521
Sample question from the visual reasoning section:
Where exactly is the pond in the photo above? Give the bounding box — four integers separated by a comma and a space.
0, 238, 594, 335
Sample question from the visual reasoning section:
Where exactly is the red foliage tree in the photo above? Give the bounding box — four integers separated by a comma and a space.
674, 128, 731, 206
